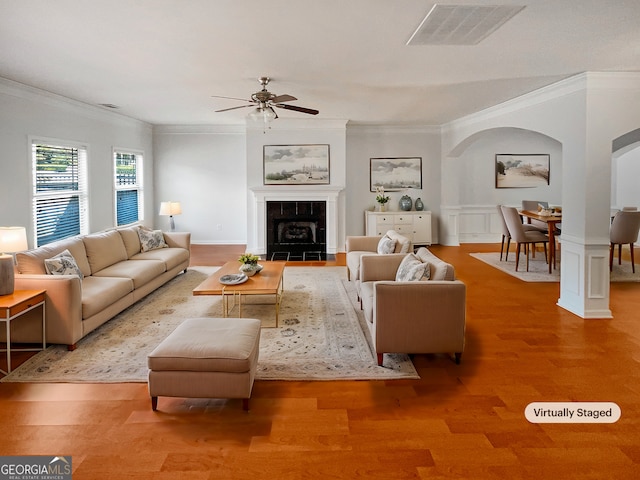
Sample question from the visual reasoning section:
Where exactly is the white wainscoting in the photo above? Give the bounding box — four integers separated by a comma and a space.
440, 205, 503, 245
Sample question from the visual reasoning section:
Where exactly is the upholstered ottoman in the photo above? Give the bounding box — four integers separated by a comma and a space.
147, 317, 261, 411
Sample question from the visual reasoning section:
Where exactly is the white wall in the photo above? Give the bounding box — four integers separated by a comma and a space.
613, 144, 640, 210
153, 125, 246, 244
454, 128, 562, 207
0, 78, 153, 247
346, 125, 441, 240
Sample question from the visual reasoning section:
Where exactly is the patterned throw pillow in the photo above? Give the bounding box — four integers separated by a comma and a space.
377, 235, 397, 254
395, 253, 430, 282
137, 227, 168, 252
44, 249, 84, 279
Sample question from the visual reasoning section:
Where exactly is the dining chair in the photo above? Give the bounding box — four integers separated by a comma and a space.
497, 205, 543, 261
501, 206, 549, 272
622, 206, 638, 211
609, 210, 640, 273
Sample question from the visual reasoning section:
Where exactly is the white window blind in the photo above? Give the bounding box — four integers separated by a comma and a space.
32, 142, 88, 247
114, 150, 143, 226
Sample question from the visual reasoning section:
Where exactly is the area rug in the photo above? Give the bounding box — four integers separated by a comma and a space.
1, 266, 418, 383
470, 252, 640, 283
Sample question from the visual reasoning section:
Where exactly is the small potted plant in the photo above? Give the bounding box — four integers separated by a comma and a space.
238, 253, 261, 276
375, 186, 390, 212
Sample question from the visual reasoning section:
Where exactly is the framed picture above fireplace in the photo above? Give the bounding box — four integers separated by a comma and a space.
263, 144, 330, 185
370, 157, 422, 191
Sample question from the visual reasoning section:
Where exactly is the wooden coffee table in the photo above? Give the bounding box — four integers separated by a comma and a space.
193, 260, 286, 327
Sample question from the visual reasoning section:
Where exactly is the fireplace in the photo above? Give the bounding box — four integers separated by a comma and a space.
248, 186, 343, 259
267, 201, 326, 260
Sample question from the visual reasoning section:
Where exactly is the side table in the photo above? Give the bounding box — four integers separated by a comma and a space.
0, 289, 46, 375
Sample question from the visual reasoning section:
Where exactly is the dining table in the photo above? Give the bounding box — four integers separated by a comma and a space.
519, 210, 562, 274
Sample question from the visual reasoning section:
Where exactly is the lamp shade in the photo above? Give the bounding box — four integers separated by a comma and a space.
0, 226, 28, 253
159, 202, 182, 216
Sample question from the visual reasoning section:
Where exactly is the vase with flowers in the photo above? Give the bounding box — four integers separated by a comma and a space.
238, 253, 262, 277
375, 186, 390, 212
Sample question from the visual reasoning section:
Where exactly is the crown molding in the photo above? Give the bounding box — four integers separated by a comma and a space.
0, 76, 151, 130
442, 74, 587, 133
153, 124, 246, 135
347, 123, 441, 135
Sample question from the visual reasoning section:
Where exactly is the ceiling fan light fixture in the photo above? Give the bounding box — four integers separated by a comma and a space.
248, 107, 264, 121
214, 77, 318, 126
263, 106, 277, 121
248, 105, 276, 124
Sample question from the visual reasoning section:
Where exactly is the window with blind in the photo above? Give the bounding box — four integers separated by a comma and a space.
114, 150, 143, 226
32, 141, 89, 247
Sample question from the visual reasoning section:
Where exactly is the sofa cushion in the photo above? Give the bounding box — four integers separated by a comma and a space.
81, 276, 134, 319
346, 251, 372, 282
415, 247, 455, 281
16, 237, 91, 277
92, 259, 166, 289
130, 248, 190, 271
117, 226, 142, 258
386, 230, 411, 253
377, 235, 396, 254
83, 230, 128, 274
395, 253, 430, 282
137, 227, 168, 252
360, 281, 375, 324
44, 249, 84, 280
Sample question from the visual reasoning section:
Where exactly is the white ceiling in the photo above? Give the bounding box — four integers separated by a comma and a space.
1, 0, 640, 126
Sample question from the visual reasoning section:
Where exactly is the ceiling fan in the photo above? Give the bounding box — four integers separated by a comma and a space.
212, 77, 319, 120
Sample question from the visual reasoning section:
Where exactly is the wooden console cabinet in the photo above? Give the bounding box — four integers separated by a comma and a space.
365, 211, 432, 246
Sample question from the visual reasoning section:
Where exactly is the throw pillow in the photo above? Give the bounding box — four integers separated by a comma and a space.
395, 253, 430, 282
377, 235, 396, 254
137, 227, 168, 252
44, 249, 84, 280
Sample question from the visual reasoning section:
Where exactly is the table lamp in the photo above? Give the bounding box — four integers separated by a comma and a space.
159, 201, 182, 231
0, 226, 28, 295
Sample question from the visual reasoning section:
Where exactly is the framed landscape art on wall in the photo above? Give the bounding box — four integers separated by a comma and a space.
370, 157, 422, 191
263, 144, 330, 185
495, 154, 550, 188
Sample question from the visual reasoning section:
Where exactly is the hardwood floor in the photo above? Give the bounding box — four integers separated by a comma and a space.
1, 244, 639, 479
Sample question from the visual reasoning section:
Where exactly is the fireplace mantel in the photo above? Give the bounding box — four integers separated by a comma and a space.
249, 186, 344, 256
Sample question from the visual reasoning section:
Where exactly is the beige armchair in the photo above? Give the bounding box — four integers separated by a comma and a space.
345, 230, 411, 282
358, 248, 466, 366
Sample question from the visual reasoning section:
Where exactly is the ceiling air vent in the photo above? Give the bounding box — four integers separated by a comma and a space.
407, 4, 525, 46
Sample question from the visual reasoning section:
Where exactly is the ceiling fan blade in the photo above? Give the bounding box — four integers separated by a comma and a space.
274, 104, 319, 115
211, 94, 254, 102
215, 104, 255, 112
271, 94, 297, 103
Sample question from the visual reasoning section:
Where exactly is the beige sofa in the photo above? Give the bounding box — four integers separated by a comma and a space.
345, 230, 412, 282
12, 226, 190, 349
358, 247, 466, 366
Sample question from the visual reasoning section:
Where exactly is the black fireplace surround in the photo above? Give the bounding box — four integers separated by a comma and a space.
266, 201, 326, 261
